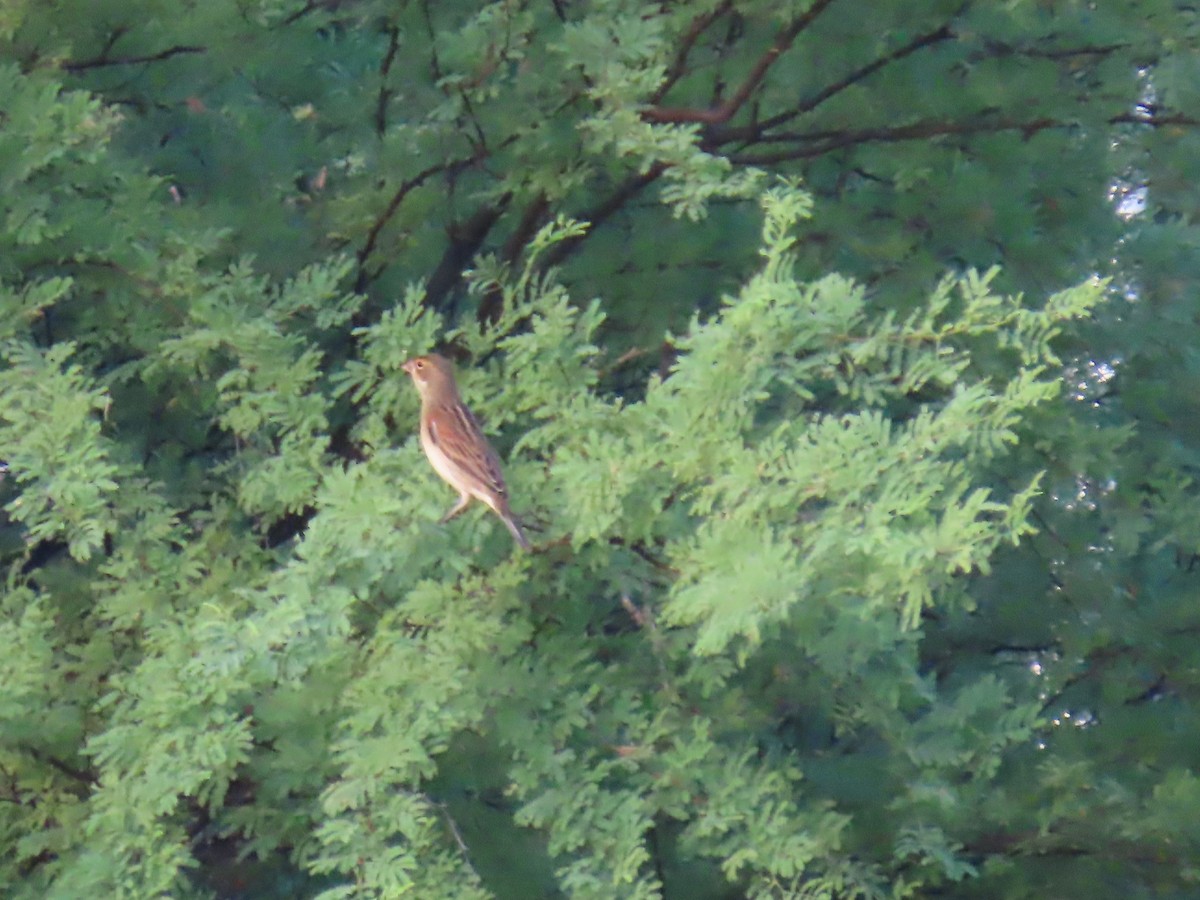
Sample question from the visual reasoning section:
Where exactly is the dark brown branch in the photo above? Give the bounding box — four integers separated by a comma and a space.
421, 0, 443, 85
501, 194, 550, 268
477, 194, 550, 325
728, 116, 1060, 163
649, 0, 735, 105
642, 0, 840, 126
728, 108, 1200, 164
976, 39, 1131, 62
1110, 111, 1200, 128
63, 45, 205, 72
22, 745, 97, 788
715, 21, 957, 145
968, 829, 1183, 865
276, 0, 372, 28
424, 197, 512, 311
278, 0, 320, 28
98, 26, 128, 61
374, 25, 401, 138
541, 163, 667, 269
354, 153, 484, 292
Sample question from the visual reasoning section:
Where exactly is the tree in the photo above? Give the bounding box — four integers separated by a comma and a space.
1, 1, 1198, 897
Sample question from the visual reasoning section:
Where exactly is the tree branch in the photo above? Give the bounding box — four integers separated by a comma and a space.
649, 0, 735, 105
277, 0, 320, 28
421, 0, 444, 85
724, 107, 1200, 164
642, 0, 840, 126
727, 115, 1060, 163
713, 21, 958, 145
477, 193, 550, 325
1111, 111, 1200, 128
541, 163, 667, 269
22, 745, 97, 789
63, 45, 205, 72
424, 197, 511, 312
374, 25, 401, 138
968, 828, 1182, 865
974, 38, 1131, 62
354, 153, 484, 292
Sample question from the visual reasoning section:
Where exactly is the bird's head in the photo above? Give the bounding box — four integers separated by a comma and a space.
401, 353, 456, 399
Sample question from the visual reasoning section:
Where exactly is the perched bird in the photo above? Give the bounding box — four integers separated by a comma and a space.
401, 353, 530, 550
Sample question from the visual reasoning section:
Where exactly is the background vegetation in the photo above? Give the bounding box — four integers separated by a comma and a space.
2, 1, 1199, 897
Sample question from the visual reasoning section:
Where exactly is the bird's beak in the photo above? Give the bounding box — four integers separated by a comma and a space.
400, 359, 415, 375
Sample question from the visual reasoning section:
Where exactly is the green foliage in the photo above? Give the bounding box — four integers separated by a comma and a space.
2, 1, 1199, 898
0, 342, 120, 560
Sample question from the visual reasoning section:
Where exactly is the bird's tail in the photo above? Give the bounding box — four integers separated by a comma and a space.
502, 512, 531, 550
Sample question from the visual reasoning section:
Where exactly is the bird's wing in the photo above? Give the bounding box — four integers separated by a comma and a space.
426, 399, 508, 498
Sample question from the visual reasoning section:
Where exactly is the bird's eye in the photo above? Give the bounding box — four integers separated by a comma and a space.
415, 359, 425, 369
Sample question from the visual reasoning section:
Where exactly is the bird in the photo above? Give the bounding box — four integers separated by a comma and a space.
400, 353, 530, 550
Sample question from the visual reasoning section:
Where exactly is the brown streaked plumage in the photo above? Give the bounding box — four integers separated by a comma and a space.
401, 353, 530, 550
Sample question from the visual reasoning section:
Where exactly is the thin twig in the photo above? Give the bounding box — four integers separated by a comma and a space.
433, 798, 477, 878
63, 45, 205, 72
540, 163, 666, 269
374, 25, 401, 137
650, 0, 735, 105
642, 0, 839, 126
717, 22, 957, 144
728, 115, 1059, 163
354, 154, 483, 290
